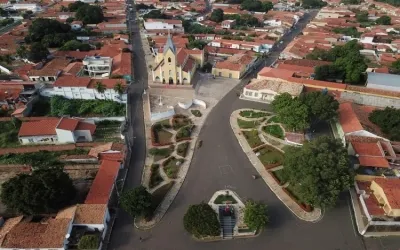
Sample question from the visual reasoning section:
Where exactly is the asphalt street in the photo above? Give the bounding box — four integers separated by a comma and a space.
108, 5, 400, 250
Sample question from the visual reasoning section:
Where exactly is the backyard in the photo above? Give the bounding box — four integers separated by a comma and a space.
94, 120, 122, 142
242, 130, 263, 148
255, 146, 284, 166
163, 156, 184, 179
262, 124, 284, 139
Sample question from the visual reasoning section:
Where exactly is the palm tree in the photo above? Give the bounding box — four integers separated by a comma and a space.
113, 82, 124, 96
95, 81, 106, 99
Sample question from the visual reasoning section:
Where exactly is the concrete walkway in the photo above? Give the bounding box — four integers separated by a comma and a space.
230, 109, 322, 222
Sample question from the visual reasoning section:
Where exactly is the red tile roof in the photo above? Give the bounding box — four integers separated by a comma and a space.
76, 121, 96, 135
53, 76, 91, 87
374, 178, 400, 209
56, 117, 79, 131
18, 118, 60, 137
358, 156, 389, 168
84, 160, 120, 204
351, 141, 383, 156
87, 79, 127, 89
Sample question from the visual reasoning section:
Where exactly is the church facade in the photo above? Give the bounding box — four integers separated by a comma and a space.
151, 36, 204, 85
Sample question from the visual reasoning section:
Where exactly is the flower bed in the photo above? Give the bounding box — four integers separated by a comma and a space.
163, 156, 184, 179
151, 124, 173, 146
262, 125, 284, 139
176, 125, 195, 141
282, 187, 313, 212
172, 114, 191, 130
254, 145, 284, 168
191, 110, 202, 117
145, 181, 175, 221
149, 164, 163, 188
177, 141, 189, 157
242, 130, 263, 148
149, 145, 174, 162
268, 171, 283, 185
214, 194, 238, 204
237, 118, 260, 129
239, 110, 268, 118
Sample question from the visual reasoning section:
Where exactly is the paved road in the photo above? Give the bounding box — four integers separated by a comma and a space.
108, 5, 400, 250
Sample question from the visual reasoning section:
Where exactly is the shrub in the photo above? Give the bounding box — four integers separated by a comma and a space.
244, 200, 268, 231
120, 186, 152, 218
191, 109, 202, 117
183, 203, 220, 237
78, 235, 99, 249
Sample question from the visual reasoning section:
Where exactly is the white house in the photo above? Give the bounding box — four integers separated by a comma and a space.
82, 56, 113, 78
18, 117, 96, 145
242, 78, 303, 102
9, 3, 42, 12
40, 76, 127, 103
221, 20, 236, 29
143, 19, 184, 33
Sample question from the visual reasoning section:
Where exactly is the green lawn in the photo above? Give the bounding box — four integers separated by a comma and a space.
239, 110, 268, 118
177, 142, 189, 157
163, 157, 184, 179
262, 125, 284, 139
272, 169, 287, 184
255, 146, 284, 166
267, 116, 280, 123
242, 130, 263, 148
286, 184, 304, 203
237, 118, 260, 129
149, 146, 174, 162
149, 164, 163, 188
214, 194, 238, 204
156, 129, 173, 144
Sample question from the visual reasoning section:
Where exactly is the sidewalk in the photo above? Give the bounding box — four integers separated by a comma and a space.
231, 109, 322, 222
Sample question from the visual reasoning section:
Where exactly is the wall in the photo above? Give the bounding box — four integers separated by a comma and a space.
19, 135, 58, 145
150, 108, 175, 122
340, 91, 400, 109
212, 68, 241, 79
84, 117, 125, 122
74, 130, 93, 142
56, 129, 76, 143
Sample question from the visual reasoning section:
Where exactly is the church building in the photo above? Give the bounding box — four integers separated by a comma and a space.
151, 35, 204, 85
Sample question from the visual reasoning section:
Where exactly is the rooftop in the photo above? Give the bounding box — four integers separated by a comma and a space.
18, 118, 60, 137
84, 160, 120, 204
374, 178, 400, 209
73, 204, 107, 225
367, 72, 400, 89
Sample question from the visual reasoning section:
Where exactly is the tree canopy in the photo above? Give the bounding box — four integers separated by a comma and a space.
28, 42, 50, 63
341, 0, 361, 4
210, 8, 224, 23
1, 169, 76, 215
390, 59, 400, 74
60, 40, 91, 51
375, 0, 400, 7
283, 136, 354, 208
272, 92, 339, 131
307, 40, 367, 85
301, 0, 327, 9
243, 200, 268, 231
183, 203, 220, 238
143, 10, 167, 19
26, 18, 72, 47
78, 235, 99, 250
332, 27, 361, 38
240, 0, 273, 12
68, 1, 86, 11
376, 15, 391, 25
369, 107, 400, 141
120, 186, 152, 218
356, 11, 369, 23
75, 5, 104, 24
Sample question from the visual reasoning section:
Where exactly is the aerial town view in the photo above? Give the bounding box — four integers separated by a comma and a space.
0, 0, 400, 248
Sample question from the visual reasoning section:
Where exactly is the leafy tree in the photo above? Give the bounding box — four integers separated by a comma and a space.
244, 200, 268, 231
16, 45, 27, 58
75, 5, 104, 24
27, 42, 49, 63
120, 186, 152, 218
241, 0, 273, 12
271, 92, 293, 111
60, 5, 69, 12
224, 14, 260, 27
314, 64, 345, 82
78, 235, 99, 250
356, 11, 369, 23
390, 59, 400, 74
183, 203, 220, 237
301, 0, 327, 8
68, 1, 86, 11
369, 107, 400, 141
276, 98, 310, 131
187, 40, 207, 49
27, 18, 71, 43
299, 91, 339, 124
210, 8, 224, 23
1, 169, 76, 215
94, 81, 106, 94
374, 0, 400, 6
376, 15, 391, 25
283, 136, 353, 208
332, 27, 361, 37
60, 40, 91, 51
66, 17, 74, 23
341, 0, 360, 4
113, 82, 124, 95
136, 3, 155, 10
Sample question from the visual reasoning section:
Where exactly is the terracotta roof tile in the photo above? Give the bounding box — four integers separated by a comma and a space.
0, 216, 23, 246
73, 204, 107, 225
84, 160, 120, 204
358, 156, 389, 168
18, 118, 60, 137
373, 178, 400, 209
57, 117, 79, 131
351, 141, 383, 156
53, 76, 91, 87
87, 79, 127, 89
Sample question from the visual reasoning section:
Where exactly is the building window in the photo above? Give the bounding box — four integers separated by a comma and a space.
254, 92, 258, 97
245, 91, 252, 96
229, 73, 232, 78
48, 77, 55, 81
162, 71, 164, 77
28, 138, 34, 143
168, 57, 171, 63
218, 72, 222, 76
169, 70, 171, 76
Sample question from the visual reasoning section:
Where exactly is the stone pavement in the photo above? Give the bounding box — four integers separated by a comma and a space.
230, 109, 322, 222
138, 30, 154, 83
